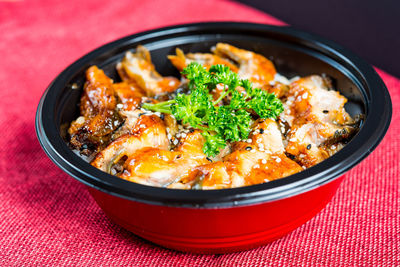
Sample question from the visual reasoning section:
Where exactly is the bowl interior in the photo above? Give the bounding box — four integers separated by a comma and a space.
38, 23, 391, 207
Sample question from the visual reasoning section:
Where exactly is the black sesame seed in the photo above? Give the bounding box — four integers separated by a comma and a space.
176, 154, 182, 159
307, 144, 311, 150
206, 157, 213, 162
323, 110, 329, 114
259, 128, 264, 134
189, 128, 195, 133
160, 114, 165, 120
138, 113, 146, 117
287, 153, 296, 160
245, 146, 252, 151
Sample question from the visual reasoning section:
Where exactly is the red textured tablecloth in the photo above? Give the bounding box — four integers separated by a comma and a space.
0, 0, 399, 265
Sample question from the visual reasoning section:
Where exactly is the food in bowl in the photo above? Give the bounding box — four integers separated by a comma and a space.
68, 43, 362, 189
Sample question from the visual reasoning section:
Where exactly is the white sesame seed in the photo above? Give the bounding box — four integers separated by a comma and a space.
254, 164, 260, 169
116, 103, 123, 109
250, 149, 256, 153
181, 133, 187, 138
261, 159, 267, 164
167, 133, 172, 140
275, 157, 282, 163
299, 154, 305, 158
302, 92, 308, 99
173, 139, 178, 145
216, 84, 224, 90
247, 139, 252, 143
76, 116, 85, 124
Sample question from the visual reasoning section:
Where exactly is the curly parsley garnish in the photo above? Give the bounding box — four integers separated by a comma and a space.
142, 62, 283, 157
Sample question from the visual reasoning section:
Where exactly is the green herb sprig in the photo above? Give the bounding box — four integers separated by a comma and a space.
142, 62, 283, 157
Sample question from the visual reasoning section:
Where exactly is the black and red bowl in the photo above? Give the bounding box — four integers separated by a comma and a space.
35, 22, 392, 254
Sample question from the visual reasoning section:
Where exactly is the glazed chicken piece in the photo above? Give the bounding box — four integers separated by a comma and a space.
106, 82, 145, 139
120, 130, 209, 187
223, 120, 302, 187
111, 109, 143, 140
282, 75, 359, 167
174, 119, 302, 189
68, 66, 123, 155
117, 45, 180, 96
168, 48, 239, 72
212, 43, 276, 88
91, 115, 169, 173
263, 82, 290, 99
249, 119, 285, 153
178, 161, 233, 189
113, 82, 144, 111
181, 146, 301, 190
244, 154, 303, 185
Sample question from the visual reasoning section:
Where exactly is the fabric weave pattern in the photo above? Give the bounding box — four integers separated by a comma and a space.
0, 0, 398, 265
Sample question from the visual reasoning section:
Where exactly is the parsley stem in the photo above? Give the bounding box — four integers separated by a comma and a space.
212, 90, 229, 106
142, 101, 174, 114
195, 125, 210, 132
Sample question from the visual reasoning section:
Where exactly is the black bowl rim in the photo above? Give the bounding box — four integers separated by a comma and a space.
35, 22, 392, 208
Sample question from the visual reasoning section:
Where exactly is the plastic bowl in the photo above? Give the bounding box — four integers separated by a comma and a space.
35, 22, 392, 253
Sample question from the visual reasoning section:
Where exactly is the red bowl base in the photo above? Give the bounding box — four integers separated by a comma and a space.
88, 176, 343, 254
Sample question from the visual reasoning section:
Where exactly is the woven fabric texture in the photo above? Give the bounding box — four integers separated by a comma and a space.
0, 0, 398, 265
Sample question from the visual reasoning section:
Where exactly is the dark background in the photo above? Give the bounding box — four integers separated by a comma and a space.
237, 0, 400, 77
